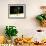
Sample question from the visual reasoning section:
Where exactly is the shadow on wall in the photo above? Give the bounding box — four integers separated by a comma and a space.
30, 16, 40, 27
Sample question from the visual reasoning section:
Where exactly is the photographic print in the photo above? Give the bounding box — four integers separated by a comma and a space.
8, 4, 26, 19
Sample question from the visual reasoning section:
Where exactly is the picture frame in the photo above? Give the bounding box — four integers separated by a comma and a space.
8, 4, 26, 19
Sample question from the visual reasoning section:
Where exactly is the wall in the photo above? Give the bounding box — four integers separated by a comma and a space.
0, 0, 46, 40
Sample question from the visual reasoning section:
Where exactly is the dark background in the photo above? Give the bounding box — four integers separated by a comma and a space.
10, 6, 23, 14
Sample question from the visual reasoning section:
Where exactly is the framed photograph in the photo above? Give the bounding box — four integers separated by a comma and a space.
8, 4, 26, 19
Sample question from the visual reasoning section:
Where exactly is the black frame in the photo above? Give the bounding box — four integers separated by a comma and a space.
8, 4, 26, 19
